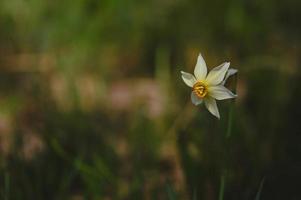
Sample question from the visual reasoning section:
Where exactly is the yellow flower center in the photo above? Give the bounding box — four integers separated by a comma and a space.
193, 81, 208, 98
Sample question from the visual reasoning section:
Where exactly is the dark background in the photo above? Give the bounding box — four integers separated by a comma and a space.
0, 0, 301, 199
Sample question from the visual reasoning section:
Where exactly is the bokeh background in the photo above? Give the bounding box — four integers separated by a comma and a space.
0, 0, 301, 199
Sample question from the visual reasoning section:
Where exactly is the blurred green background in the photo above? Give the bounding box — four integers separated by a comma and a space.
0, 0, 301, 199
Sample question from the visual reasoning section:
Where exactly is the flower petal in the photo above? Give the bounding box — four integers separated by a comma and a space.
205, 62, 230, 86
204, 97, 220, 119
222, 68, 238, 85
194, 53, 207, 80
208, 85, 237, 100
181, 71, 197, 87
191, 92, 203, 106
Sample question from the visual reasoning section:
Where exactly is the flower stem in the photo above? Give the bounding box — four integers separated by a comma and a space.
226, 72, 238, 138
218, 174, 225, 200
226, 104, 234, 138
220, 72, 238, 199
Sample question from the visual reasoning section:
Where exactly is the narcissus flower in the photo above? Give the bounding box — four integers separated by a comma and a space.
181, 53, 237, 119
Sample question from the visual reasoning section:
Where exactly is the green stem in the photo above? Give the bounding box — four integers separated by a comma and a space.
226, 104, 234, 138
220, 72, 238, 199
226, 72, 238, 138
218, 174, 225, 200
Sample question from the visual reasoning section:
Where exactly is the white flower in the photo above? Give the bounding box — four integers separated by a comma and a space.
181, 53, 237, 119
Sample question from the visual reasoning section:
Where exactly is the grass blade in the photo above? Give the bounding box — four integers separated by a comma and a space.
255, 177, 265, 200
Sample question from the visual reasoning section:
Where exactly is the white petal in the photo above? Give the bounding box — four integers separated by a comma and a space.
181, 71, 197, 87
191, 92, 203, 106
204, 97, 220, 119
208, 85, 237, 100
194, 53, 207, 80
205, 62, 230, 86
222, 68, 238, 85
